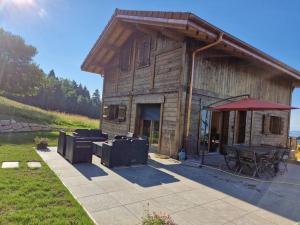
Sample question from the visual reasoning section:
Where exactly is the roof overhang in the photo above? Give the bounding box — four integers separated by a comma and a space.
81, 9, 300, 85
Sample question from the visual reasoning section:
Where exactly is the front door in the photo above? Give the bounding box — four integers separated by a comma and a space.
138, 104, 161, 151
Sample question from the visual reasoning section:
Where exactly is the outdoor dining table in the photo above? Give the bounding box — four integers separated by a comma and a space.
224, 144, 289, 177
231, 144, 277, 156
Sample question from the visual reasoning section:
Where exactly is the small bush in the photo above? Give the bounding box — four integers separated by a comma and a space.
142, 212, 177, 225
34, 136, 49, 150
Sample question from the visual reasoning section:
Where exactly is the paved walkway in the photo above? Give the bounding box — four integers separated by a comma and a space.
38, 147, 300, 225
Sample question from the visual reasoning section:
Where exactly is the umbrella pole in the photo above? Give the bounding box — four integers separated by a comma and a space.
249, 110, 253, 146
232, 111, 236, 145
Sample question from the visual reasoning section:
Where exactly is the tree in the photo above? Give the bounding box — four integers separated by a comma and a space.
0, 28, 44, 95
92, 89, 101, 105
0, 28, 101, 119
48, 69, 56, 79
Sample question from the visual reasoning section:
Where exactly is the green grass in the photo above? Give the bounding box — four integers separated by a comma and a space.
0, 132, 94, 225
0, 96, 99, 129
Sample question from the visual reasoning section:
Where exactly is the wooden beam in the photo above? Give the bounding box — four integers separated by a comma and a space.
105, 43, 119, 51
160, 28, 184, 42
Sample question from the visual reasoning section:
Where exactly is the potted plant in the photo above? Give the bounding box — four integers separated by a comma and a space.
34, 137, 49, 150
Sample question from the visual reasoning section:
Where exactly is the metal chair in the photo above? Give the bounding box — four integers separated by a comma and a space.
238, 149, 260, 177
257, 149, 277, 178
224, 146, 239, 173
275, 148, 290, 174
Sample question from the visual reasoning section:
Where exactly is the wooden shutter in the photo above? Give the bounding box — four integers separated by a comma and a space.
269, 116, 283, 135
118, 105, 127, 122
120, 41, 132, 72
136, 36, 151, 68
103, 106, 109, 119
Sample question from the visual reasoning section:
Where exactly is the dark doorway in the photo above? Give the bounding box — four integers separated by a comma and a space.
138, 104, 161, 151
220, 111, 230, 152
237, 111, 247, 143
209, 112, 221, 152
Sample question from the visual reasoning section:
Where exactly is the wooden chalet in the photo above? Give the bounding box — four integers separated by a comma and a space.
82, 9, 300, 157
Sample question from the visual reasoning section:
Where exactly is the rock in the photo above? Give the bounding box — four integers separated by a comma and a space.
17, 127, 32, 132
21, 122, 29, 127
1, 129, 14, 133
0, 120, 11, 126
1, 125, 12, 130
12, 123, 22, 130
31, 126, 41, 131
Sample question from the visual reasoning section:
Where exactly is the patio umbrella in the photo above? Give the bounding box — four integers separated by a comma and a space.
209, 98, 298, 146
209, 98, 298, 111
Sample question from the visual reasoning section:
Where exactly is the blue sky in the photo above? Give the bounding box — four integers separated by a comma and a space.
0, 0, 299, 130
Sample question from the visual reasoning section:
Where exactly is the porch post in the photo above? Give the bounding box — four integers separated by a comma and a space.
249, 110, 254, 146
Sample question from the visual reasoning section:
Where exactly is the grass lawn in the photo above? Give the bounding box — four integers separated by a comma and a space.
0, 96, 99, 129
0, 132, 94, 225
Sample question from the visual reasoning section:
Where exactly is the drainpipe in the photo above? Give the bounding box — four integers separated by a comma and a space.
186, 33, 224, 139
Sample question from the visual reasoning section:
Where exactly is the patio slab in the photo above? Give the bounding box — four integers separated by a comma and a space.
1, 161, 19, 169
27, 161, 41, 168
37, 147, 300, 225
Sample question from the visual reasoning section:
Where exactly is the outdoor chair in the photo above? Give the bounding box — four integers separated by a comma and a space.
73, 129, 108, 141
57, 131, 67, 156
64, 129, 108, 164
130, 137, 149, 165
238, 149, 261, 177
65, 135, 93, 164
114, 132, 135, 140
274, 148, 290, 174
224, 146, 239, 172
257, 149, 277, 178
101, 139, 132, 168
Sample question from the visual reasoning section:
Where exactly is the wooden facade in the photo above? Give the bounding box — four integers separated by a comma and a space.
101, 33, 184, 156
82, 9, 300, 157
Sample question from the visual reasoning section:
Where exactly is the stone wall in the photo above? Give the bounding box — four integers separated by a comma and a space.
0, 120, 60, 133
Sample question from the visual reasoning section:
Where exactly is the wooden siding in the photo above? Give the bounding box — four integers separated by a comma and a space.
193, 58, 291, 104
185, 56, 292, 154
101, 31, 183, 156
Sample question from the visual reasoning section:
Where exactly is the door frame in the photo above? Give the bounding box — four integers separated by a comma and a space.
236, 111, 247, 144
135, 102, 164, 151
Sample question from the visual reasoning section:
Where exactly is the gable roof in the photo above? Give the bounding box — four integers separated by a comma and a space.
81, 9, 300, 83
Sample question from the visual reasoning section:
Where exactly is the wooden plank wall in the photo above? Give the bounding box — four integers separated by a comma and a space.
186, 56, 292, 153
101, 32, 183, 156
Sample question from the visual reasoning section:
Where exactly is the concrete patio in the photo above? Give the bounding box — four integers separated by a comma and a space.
37, 147, 300, 225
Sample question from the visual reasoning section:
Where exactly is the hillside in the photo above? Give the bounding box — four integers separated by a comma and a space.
0, 96, 99, 129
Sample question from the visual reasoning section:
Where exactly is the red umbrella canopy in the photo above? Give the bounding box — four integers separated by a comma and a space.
209, 98, 298, 111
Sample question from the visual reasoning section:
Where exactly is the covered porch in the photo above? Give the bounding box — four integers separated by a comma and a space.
187, 97, 298, 179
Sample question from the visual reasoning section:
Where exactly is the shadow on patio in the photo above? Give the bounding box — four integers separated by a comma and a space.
112, 164, 179, 187
149, 157, 300, 222
73, 163, 108, 180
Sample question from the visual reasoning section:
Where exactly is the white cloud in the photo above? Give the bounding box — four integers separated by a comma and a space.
38, 8, 47, 18
0, 0, 47, 20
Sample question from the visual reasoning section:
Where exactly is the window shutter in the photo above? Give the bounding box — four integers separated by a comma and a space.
280, 117, 284, 135
118, 105, 127, 122
103, 106, 109, 119
263, 114, 270, 134
269, 116, 283, 135
137, 36, 151, 68
120, 41, 132, 72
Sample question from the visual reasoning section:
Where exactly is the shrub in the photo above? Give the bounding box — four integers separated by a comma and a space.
142, 212, 177, 225
34, 136, 49, 150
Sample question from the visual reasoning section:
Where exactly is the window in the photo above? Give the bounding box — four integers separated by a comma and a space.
103, 105, 126, 122
269, 116, 283, 135
120, 41, 132, 72
136, 36, 151, 68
